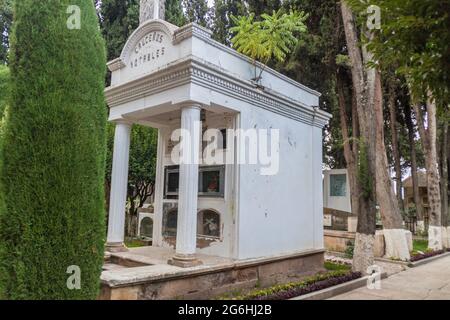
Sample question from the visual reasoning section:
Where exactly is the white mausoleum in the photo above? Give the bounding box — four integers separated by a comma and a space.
105, 0, 331, 269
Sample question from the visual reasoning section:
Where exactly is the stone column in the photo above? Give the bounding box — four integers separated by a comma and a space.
106, 121, 132, 252
169, 106, 203, 267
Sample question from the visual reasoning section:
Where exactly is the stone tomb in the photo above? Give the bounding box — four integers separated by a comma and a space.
102, 2, 331, 299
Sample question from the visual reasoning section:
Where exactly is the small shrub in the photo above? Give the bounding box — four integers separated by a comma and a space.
219, 270, 361, 300
411, 250, 446, 262
345, 241, 355, 258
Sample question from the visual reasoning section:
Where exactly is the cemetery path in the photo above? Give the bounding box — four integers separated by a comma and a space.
330, 255, 450, 300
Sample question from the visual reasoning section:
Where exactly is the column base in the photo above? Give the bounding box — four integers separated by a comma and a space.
168, 254, 203, 268
105, 242, 129, 253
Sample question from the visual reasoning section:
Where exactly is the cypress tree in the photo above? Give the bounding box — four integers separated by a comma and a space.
182, 0, 210, 27
0, 0, 107, 299
100, 0, 139, 61
0, 65, 9, 116
212, 0, 247, 46
165, 0, 186, 26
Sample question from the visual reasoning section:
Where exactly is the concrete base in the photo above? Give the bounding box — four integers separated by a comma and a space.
100, 246, 325, 300
168, 254, 203, 268
383, 229, 411, 261
428, 226, 445, 251
106, 242, 129, 253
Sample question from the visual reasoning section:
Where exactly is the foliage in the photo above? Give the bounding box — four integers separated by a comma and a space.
410, 249, 448, 262
100, 0, 139, 61
348, 0, 450, 104
0, 0, 12, 64
0, 65, 9, 116
246, 0, 282, 18
324, 261, 351, 271
165, 0, 186, 26
182, 0, 210, 27
127, 125, 158, 217
345, 240, 355, 259
280, 0, 348, 169
230, 9, 308, 82
412, 239, 428, 254
218, 270, 361, 300
231, 10, 308, 65
212, 0, 247, 45
0, 0, 107, 299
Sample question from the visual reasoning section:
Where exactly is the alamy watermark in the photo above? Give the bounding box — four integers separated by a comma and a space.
360, 1, 381, 30
170, 123, 280, 176
367, 265, 382, 290
67, 5, 81, 30
66, 265, 81, 290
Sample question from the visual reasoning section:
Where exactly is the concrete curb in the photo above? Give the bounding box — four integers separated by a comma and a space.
408, 251, 450, 268
290, 273, 388, 301
374, 257, 410, 266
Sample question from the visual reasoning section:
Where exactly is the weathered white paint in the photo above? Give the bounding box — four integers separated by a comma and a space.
353, 233, 375, 275
235, 108, 324, 259
383, 229, 410, 261
428, 226, 445, 251
323, 169, 352, 213
106, 122, 132, 246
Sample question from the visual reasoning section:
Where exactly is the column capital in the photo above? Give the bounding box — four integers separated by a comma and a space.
113, 119, 133, 126
178, 102, 203, 111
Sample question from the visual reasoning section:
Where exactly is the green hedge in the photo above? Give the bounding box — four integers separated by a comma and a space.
0, 0, 107, 299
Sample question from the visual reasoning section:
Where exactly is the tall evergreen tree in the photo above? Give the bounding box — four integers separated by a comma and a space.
0, 0, 107, 299
212, 0, 247, 45
182, 0, 210, 27
100, 0, 139, 61
165, 0, 186, 26
246, 0, 281, 17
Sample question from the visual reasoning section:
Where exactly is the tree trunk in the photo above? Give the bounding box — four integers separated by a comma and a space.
337, 73, 359, 219
413, 93, 443, 250
341, 0, 410, 263
340, 1, 377, 273
404, 103, 424, 227
439, 111, 448, 247
388, 82, 404, 212
374, 72, 410, 260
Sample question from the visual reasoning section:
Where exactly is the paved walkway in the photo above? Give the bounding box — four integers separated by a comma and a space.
330, 255, 450, 300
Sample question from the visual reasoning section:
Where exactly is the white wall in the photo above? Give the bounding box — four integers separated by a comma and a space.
235, 105, 324, 259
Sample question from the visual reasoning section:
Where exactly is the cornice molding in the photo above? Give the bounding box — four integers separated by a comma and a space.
173, 23, 213, 44
105, 58, 331, 128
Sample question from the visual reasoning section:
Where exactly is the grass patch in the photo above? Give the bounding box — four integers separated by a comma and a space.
125, 239, 147, 248
412, 239, 428, 254
324, 261, 351, 271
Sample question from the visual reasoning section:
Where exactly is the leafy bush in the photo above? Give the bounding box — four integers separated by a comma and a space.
345, 240, 355, 258
411, 250, 447, 262
220, 270, 361, 300
0, 0, 107, 299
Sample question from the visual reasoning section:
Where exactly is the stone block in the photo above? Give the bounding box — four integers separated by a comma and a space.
348, 217, 358, 233
404, 230, 413, 252
374, 230, 385, 258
